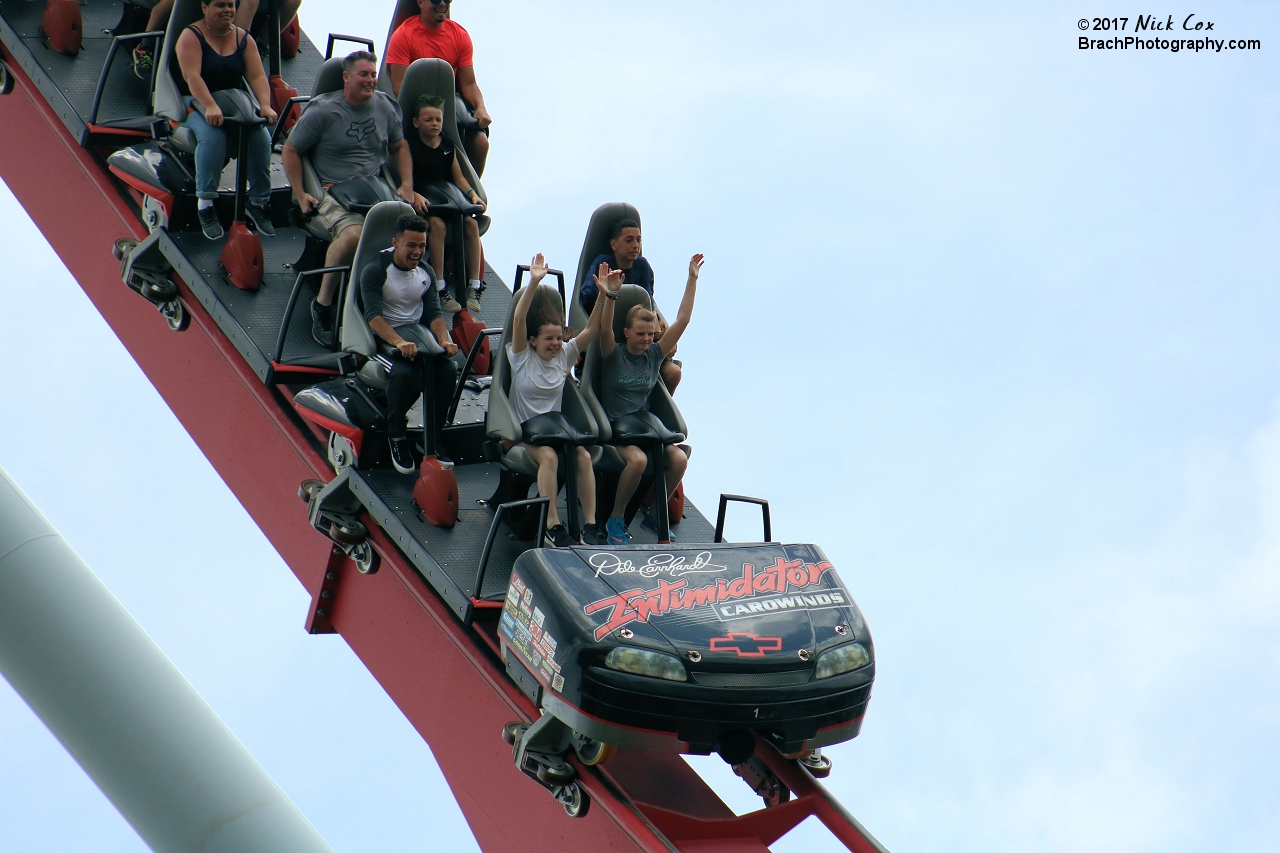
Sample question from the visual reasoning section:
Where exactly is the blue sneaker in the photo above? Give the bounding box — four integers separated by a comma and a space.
641, 510, 676, 541
605, 516, 629, 546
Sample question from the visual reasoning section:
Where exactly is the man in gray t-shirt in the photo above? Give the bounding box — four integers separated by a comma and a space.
595, 254, 705, 545
282, 50, 417, 349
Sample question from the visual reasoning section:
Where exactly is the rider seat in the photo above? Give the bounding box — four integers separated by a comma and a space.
486, 284, 601, 541
569, 202, 643, 331
578, 284, 688, 541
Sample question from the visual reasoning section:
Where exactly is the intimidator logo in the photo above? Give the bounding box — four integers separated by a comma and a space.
583, 557, 838, 641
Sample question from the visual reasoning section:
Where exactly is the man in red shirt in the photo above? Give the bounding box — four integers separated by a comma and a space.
386, 0, 491, 175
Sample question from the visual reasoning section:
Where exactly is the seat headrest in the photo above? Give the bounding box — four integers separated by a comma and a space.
312, 57, 346, 98
569, 202, 642, 330
496, 284, 564, 393
609, 284, 654, 344
349, 200, 418, 283
397, 58, 461, 146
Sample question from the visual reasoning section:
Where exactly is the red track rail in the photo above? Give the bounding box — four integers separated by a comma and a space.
0, 43, 882, 853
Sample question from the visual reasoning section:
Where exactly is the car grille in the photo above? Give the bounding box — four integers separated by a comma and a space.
690, 670, 812, 688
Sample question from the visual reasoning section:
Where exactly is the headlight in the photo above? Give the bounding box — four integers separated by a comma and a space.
605, 647, 688, 682
814, 643, 871, 679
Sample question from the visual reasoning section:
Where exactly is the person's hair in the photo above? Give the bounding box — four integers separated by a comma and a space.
342, 50, 378, 73
625, 305, 656, 329
415, 94, 446, 117
394, 214, 428, 237
527, 287, 565, 339
610, 218, 640, 241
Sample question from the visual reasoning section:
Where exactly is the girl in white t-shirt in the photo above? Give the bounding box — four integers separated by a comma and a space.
507, 254, 619, 546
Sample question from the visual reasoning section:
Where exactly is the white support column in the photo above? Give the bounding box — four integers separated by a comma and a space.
0, 465, 335, 853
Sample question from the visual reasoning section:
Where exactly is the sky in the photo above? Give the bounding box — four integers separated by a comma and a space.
1, 1, 1278, 851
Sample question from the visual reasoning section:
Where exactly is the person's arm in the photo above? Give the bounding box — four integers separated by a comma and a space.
597, 262, 620, 358
450, 152, 485, 211
455, 65, 490, 128
369, 316, 419, 358
429, 316, 457, 355
176, 29, 223, 125
241, 34, 277, 124
281, 144, 319, 213
388, 63, 408, 95
510, 254, 548, 354
658, 254, 704, 357
575, 266, 620, 351
390, 138, 417, 206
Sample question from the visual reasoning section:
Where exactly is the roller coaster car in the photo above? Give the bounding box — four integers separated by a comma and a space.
498, 540, 875, 813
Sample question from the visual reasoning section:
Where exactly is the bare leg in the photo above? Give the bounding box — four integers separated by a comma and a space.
428, 216, 446, 282
612, 445, 647, 518
281, 0, 302, 25
465, 130, 489, 177
575, 446, 596, 524
532, 445, 560, 527
145, 0, 175, 32
233, 0, 259, 29
664, 445, 688, 499
464, 217, 481, 281
660, 359, 681, 395
317, 223, 362, 306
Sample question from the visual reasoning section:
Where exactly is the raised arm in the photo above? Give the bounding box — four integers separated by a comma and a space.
576, 265, 622, 352
597, 262, 621, 358
658, 254, 704, 357
510, 253, 548, 354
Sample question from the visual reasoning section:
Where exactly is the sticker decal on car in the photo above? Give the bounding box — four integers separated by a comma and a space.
582, 557, 843, 641
709, 633, 784, 657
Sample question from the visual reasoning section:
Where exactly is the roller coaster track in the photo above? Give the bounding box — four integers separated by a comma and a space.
0, 17, 888, 852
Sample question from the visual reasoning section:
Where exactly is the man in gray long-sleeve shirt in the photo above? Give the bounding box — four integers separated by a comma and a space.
359, 214, 460, 473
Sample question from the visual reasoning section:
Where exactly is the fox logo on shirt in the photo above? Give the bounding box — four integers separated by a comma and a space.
346, 118, 377, 142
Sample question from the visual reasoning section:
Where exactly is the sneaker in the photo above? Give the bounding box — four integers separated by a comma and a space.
466, 286, 482, 313
544, 523, 574, 548
310, 299, 335, 349
581, 522, 604, 546
641, 510, 676, 541
389, 435, 415, 474
197, 206, 223, 241
439, 288, 461, 313
132, 44, 153, 79
605, 516, 630, 546
245, 203, 275, 237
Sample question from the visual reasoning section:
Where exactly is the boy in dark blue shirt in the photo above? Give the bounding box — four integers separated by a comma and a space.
579, 219, 680, 392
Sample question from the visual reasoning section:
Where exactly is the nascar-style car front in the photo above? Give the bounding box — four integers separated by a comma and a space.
497, 542, 875, 757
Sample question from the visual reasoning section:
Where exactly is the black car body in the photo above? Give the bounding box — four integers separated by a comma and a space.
498, 543, 875, 755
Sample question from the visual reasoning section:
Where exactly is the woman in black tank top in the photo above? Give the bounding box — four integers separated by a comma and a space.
175, 0, 279, 240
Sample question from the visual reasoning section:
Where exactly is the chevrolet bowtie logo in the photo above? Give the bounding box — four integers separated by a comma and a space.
709, 633, 784, 657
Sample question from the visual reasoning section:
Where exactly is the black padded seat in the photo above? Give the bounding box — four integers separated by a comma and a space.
610, 411, 684, 447
569, 202, 642, 331
578, 284, 688, 472
485, 283, 601, 539
312, 57, 344, 97
153, 0, 208, 123
337, 200, 433, 390
396, 58, 488, 218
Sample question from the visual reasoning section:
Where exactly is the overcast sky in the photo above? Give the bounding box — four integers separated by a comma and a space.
2, 1, 1278, 851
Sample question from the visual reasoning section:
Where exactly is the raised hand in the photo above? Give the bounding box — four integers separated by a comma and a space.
688, 253, 705, 281
530, 253, 548, 284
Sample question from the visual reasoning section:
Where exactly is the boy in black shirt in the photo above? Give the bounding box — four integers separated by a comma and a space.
405, 94, 486, 314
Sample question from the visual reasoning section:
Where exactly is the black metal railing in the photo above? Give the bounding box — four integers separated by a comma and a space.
469, 497, 550, 619
714, 494, 772, 543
